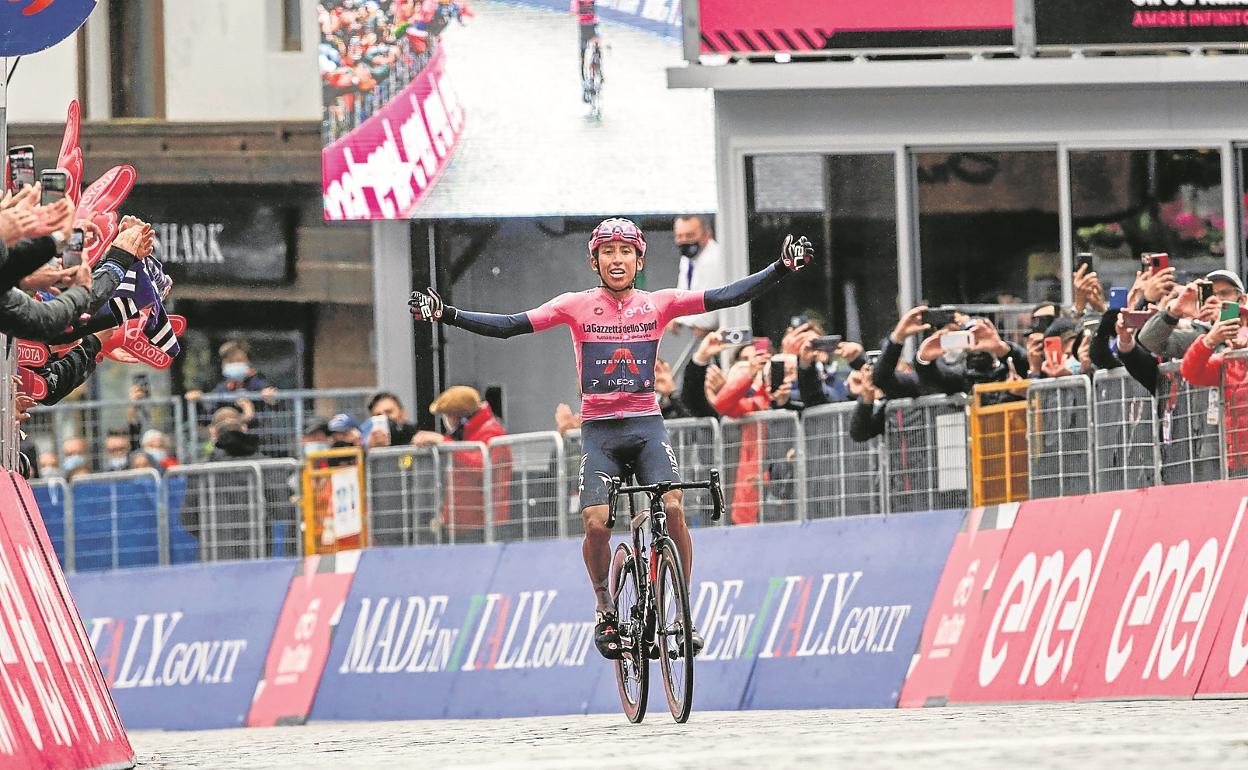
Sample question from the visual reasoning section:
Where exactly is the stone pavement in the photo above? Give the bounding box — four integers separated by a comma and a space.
132, 700, 1248, 769
413, 0, 716, 218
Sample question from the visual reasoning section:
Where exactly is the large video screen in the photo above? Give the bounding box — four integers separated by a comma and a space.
698, 0, 1014, 55
320, 0, 715, 221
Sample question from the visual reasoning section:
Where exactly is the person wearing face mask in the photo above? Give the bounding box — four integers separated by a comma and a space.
183, 340, 278, 402
103, 429, 133, 472
140, 429, 178, 471
412, 386, 510, 543
668, 214, 725, 336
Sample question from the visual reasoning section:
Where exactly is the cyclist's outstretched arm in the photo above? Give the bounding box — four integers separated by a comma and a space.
409, 288, 570, 339
705, 234, 813, 309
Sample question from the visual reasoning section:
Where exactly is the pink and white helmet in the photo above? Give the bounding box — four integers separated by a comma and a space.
588, 218, 646, 258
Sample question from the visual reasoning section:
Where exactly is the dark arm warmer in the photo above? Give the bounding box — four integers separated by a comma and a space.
702, 262, 786, 311
39, 335, 103, 405
680, 360, 718, 419
849, 400, 886, 443
797, 362, 829, 409
1089, 309, 1123, 372
1121, 344, 1161, 395
874, 337, 920, 400
442, 307, 535, 339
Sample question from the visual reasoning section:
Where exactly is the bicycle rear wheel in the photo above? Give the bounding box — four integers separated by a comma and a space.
654, 540, 694, 723
610, 542, 647, 723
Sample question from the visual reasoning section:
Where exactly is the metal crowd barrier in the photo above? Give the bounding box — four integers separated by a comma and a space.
720, 410, 805, 524
24, 358, 1248, 568
969, 381, 1031, 506
365, 445, 440, 547
489, 432, 567, 543
883, 394, 970, 514
30, 460, 299, 573
29, 476, 73, 571
801, 402, 882, 517
69, 468, 165, 571
1026, 375, 1095, 500
1227, 351, 1248, 480
364, 442, 493, 545
26, 396, 185, 473
186, 388, 375, 462
1091, 368, 1159, 492
1156, 361, 1225, 486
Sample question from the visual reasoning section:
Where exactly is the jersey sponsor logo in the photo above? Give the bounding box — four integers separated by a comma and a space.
580, 320, 658, 336
582, 340, 658, 394
622, 302, 656, 319
602, 348, 642, 375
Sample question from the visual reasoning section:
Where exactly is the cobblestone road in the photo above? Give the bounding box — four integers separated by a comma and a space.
414, 0, 716, 218
132, 700, 1248, 769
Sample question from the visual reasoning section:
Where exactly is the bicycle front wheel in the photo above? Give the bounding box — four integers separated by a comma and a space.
654, 539, 694, 723
610, 541, 647, 723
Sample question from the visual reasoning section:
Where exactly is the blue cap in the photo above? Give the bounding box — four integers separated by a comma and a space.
328, 413, 358, 434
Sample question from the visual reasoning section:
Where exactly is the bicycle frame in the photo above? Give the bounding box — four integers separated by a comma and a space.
607, 474, 724, 651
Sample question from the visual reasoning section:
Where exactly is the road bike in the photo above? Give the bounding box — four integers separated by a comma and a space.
605, 471, 724, 724
583, 37, 604, 119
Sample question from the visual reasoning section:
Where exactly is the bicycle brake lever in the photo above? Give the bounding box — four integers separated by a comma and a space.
709, 469, 724, 521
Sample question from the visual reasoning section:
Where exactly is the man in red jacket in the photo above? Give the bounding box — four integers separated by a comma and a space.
414, 386, 510, 542
1181, 310, 1247, 474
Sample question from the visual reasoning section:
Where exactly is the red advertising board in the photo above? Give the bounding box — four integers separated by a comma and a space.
321, 46, 464, 221
246, 553, 359, 727
949, 482, 1248, 704
699, 0, 1014, 54
0, 473, 133, 769
898, 505, 1016, 707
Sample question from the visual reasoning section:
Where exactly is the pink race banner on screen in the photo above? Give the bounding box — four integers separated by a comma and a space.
247, 553, 360, 727
699, 0, 1014, 53
898, 505, 1016, 708
322, 46, 464, 221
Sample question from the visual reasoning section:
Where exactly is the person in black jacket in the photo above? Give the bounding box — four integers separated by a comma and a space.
848, 365, 887, 443
0, 224, 151, 341
679, 330, 729, 419
30, 332, 109, 405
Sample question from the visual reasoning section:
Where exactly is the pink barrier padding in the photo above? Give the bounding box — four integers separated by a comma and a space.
898, 504, 1017, 707
0, 473, 133, 769
321, 46, 465, 221
948, 482, 1248, 704
246, 553, 360, 727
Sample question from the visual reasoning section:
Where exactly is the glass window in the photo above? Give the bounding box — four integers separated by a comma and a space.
745, 154, 899, 348
1070, 148, 1224, 290
915, 150, 1061, 308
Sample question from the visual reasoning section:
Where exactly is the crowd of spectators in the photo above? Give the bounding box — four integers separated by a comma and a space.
543, 253, 1246, 524
0, 172, 177, 483
320, 0, 471, 142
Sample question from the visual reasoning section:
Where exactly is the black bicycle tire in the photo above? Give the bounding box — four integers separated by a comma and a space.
610, 542, 647, 723
654, 539, 694, 723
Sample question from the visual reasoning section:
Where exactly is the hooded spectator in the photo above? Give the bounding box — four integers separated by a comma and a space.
208, 418, 264, 461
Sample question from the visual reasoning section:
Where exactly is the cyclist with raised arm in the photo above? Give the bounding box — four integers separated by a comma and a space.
572, 0, 599, 102
409, 219, 814, 659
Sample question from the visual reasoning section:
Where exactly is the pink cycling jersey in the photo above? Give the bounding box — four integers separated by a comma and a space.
527, 287, 704, 421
